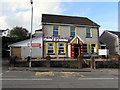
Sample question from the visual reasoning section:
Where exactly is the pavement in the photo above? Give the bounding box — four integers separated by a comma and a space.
2, 57, 118, 72
8, 67, 93, 72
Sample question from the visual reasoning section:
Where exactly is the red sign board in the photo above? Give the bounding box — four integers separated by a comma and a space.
27, 43, 41, 47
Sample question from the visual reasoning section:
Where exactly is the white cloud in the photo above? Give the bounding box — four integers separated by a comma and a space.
0, 0, 62, 33
72, 8, 91, 17
99, 27, 117, 36
99, 21, 118, 36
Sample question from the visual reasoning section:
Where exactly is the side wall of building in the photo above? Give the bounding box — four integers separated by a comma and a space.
21, 47, 43, 58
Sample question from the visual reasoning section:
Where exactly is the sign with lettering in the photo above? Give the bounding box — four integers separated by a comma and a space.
27, 43, 41, 47
44, 37, 69, 42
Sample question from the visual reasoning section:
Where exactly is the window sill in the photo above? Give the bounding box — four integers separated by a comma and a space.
58, 53, 65, 55
47, 53, 55, 55
91, 53, 98, 54
52, 35, 60, 37
70, 36, 75, 37
86, 37, 92, 38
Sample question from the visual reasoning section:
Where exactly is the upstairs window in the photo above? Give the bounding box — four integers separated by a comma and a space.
70, 26, 75, 37
86, 28, 92, 38
53, 25, 60, 36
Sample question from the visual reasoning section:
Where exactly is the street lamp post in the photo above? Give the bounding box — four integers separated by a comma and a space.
29, 0, 33, 67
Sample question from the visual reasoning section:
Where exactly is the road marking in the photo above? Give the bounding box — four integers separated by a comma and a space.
35, 72, 54, 76
80, 75, 86, 77
0, 73, 2, 76
78, 78, 118, 80
6, 71, 10, 72
1, 76, 16, 78
1, 78, 53, 81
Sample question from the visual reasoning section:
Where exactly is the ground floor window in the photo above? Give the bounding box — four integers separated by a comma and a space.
48, 43, 54, 54
90, 43, 97, 54
58, 43, 64, 54
46, 42, 66, 55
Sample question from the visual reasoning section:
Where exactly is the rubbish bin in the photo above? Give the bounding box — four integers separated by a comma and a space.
9, 56, 17, 67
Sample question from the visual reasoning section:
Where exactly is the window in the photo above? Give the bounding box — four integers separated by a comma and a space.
70, 26, 75, 36
53, 25, 60, 36
86, 28, 92, 37
58, 43, 64, 54
83, 44, 88, 54
91, 44, 96, 54
101, 46, 106, 49
48, 43, 54, 54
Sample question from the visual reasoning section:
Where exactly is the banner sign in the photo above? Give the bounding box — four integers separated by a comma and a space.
44, 37, 69, 42
98, 49, 108, 55
27, 43, 41, 47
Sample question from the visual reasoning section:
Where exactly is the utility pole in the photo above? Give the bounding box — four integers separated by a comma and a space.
29, 0, 33, 67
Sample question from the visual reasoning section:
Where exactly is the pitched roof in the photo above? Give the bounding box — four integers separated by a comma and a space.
42, 14, 100, 27
70, 35, 84, 44
108, 31, 120, 37
8, 35, 42, 47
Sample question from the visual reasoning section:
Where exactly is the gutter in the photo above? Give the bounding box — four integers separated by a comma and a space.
42, 22, 100, 28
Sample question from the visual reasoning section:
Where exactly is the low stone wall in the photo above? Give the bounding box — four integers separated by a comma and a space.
13, 60, 89, 68
95, 61, 120, 68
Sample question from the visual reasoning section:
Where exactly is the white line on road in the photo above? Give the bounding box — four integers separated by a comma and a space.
0, 73, 2, 76
0, 78, 53, 81
78, 78, 118, 80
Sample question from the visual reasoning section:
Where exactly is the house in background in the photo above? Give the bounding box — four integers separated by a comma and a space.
42, 14, 100, 58
33, 29, 43, 37
100, 30, 120, 55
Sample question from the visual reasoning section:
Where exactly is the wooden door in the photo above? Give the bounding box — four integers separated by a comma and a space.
11, 47, 21, 58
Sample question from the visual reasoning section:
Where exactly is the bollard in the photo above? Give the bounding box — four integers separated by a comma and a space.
77, 55, 83, 69
90, 56, 95, 69
46, 56, 51, 68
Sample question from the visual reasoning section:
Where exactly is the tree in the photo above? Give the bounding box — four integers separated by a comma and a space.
10, 26, 30, 41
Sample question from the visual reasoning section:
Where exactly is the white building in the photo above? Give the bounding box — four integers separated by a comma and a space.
8, 35, 43, 59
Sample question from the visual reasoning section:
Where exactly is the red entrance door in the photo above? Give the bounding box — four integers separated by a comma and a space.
71, 44, 84, 58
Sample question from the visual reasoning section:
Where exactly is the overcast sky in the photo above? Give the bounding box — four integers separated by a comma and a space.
0, 0, 119, 35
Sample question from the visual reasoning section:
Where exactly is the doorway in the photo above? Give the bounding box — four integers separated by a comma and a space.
74, 44, 81, 58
